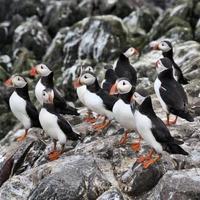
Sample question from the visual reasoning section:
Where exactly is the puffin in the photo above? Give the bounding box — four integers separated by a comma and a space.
154, 57, 194, 125
113, 49, 138, 86
74, 71, 118, 130
151, 40, 188, 84
39, 88, 81, 160
131, 92, 188, 168
109, 77, 140, 151
102, 47, 139, 94
73, 66, 96, 123
29, 64, 79, 116
4, 75, 41, 141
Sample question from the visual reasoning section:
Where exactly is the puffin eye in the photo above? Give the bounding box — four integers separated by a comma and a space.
84, 75, 87, 79
123, 82, 126, 85
41, 66, 44, 69
18, 77, 20, 81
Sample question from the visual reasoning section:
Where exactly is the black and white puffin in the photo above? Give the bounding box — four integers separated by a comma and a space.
154, 57, 194, 125
39, 88, 81, 160
131, 92, 188, 168
30, 64, 79, 116
4, 75, 41, 141
102, 47, 139, 93
75, 71, 118, 131
113, 48, 138, 86
151, 40, 188, 84
110, 78, 140, 151
73, 66, 96, 123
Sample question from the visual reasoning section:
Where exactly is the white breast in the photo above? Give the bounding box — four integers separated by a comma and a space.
154, 78, 168, 113
77, 85, 86, 105
134, 110, 163, 153
83, 90, 114, 120
9, 91, 31, 129
35, 79, 45, 105
39, 108, 66, 144
112, 99, 136, 130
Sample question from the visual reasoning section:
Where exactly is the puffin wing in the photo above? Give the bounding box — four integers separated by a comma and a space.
173, 62, 188, 85
160, 79, 187, 111
97, 89, 118, 111
57, 115, 80, 140
26, 101, 41, 128
53, 88, 79, 115
151, 116, 181, 144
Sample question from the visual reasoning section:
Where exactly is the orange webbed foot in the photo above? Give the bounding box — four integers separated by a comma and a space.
48, 150, 61, 161
142, 155, 161, 168
131, 142, 141, 152
16, 132, 28, 142
119, 132, 129, 145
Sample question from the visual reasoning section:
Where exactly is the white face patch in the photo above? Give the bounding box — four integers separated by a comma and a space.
124, 47, 136, 58
36, 64, 52, 76
117, 79, 132, 94
158, 41, 171, 52
12, 76, 27, 88
80, 73, 96, 86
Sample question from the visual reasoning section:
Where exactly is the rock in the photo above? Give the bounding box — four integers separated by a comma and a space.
0, 155, 115, 200
146, 168, 200, 200
63, 15, 128, 68
97, 187, 124, 200
195, 19, 200, 42
8, 0, 45, 19
43, 27, 69, 71
13, 16, 51, 60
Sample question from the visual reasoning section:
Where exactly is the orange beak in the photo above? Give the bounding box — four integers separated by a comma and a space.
109, 83, 118, 95
73, 78, 82, 88
155, 60, 159, 68
152, 43, 159, 50
4, 78, 13, 87
29, 66, 38, 77
134, 48, 140, 56
48, 95, 54, 104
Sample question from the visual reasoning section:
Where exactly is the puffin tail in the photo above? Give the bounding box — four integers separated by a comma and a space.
179, 76, 189, 85
181, 112, 194, 122
165, 143, 188, 155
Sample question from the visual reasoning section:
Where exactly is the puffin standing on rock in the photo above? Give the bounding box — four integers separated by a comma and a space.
4, 75, 41, 141
110, 78, 141, 151
73, 66, 96, 123
39, 88, 81, 160
30, 64, 79, 116
154, 58, 194, 125
102, 47, 139, 93
74, 71, 118, 131
131, 92, 188, 168
151, 40, 188, 84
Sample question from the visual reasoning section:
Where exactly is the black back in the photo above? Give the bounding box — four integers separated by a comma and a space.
162, 41, 188, 84
158, 68, 189, 115
115, 54, 137, 86
41, 72, 79, 115
102, 69, 118, 92
15, 85, 41, 128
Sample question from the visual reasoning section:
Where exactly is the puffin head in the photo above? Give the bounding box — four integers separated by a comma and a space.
73, 71, 96, 88
150, 40, 172, 52
131, 92, 145, 105
42, 88, 54, 104
84, 66, 94, 73
124, 47, 139, 58
29, 64, 52, 77
4, 75, 27, 88
155, 57, 173, 74
110, 78, 132, 95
